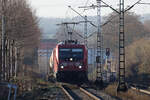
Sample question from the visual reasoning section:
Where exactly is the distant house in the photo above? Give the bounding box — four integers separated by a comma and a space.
38, 39, 58, 56
38, 39, 57, 75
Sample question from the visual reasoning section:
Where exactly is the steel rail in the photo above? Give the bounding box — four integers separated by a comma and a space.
79, 87, 101, 100
131, 86, 150, 95
60, 85, 74, 100
60, 84, 102, 100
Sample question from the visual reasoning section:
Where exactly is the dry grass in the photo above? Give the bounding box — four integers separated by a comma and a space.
104, 83, 150, 100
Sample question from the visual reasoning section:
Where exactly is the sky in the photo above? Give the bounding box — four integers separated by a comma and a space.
27, 0, 150, 18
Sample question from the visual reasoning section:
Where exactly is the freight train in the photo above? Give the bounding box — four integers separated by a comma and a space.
49, 40, 88, 83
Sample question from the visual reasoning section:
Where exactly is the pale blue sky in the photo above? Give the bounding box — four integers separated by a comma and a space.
28, 0, 150, 18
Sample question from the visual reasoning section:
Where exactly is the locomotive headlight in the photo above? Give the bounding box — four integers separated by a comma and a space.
79, 65, 82, 69
70, 58, 73, 61
61, 65, 64, 69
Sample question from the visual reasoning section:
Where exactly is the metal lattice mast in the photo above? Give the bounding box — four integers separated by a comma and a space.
1, 0, 6, 81
117, 0, 127, 91
95, 0, 103, 84
84, 16, 88, 47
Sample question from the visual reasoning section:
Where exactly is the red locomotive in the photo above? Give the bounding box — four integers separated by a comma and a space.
49, 40, 88, 83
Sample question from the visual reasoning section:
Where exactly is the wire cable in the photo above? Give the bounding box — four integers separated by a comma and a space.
82, 0, 90, 14
65, 7, 70, 19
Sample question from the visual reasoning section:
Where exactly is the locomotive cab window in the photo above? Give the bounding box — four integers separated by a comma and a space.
59, 48, 83, 61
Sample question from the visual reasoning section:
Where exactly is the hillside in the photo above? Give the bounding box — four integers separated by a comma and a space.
38, 13, 150, 39
38, 16, 99, 39
38, 17, 62, 38
126, 38, 150, 85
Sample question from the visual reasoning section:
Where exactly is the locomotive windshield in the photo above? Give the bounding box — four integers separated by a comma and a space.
59, 48, 83, 61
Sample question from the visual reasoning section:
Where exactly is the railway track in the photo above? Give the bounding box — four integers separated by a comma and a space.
129, 84, 150, 96
60, 84, 102, 100
131, 86, 150, 95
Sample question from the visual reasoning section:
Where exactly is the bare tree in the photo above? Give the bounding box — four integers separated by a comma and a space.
0, 0, 41, 82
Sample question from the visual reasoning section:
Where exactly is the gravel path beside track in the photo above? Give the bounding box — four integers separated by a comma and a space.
38, 87, 69, 100
87, 88, 119, 100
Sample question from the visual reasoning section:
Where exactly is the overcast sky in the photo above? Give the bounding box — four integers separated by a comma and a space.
27, 0, 150, 18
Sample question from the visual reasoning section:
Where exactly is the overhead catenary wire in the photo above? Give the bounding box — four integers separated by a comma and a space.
86, 0, 145, 39
66, 0, 147, 41
64, 0, 148, 42
68, 6, 97, 28
68, 5, 119, 29
85, 0, 90, 9
81, 0, 90, 14
65, 7, 70, 19
87, 14, 119, 38
101, 0, 119, 14
138, 2, 150, 5
57, 22, 84, 41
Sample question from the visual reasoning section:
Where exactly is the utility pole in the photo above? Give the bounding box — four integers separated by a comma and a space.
84, 16, 88, 47
1, 0, 6, 81
117, 0, 143, 92
95, 0, 103, 85
99, 0, 142, 91
117, 0, 127, 92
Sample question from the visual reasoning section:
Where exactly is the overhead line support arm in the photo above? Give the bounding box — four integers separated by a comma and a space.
124, 0, 142, 12
138, 3, 150, 5
68, 6, 86, 20
68, 6, 97, 28
101, 0, 120, 14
